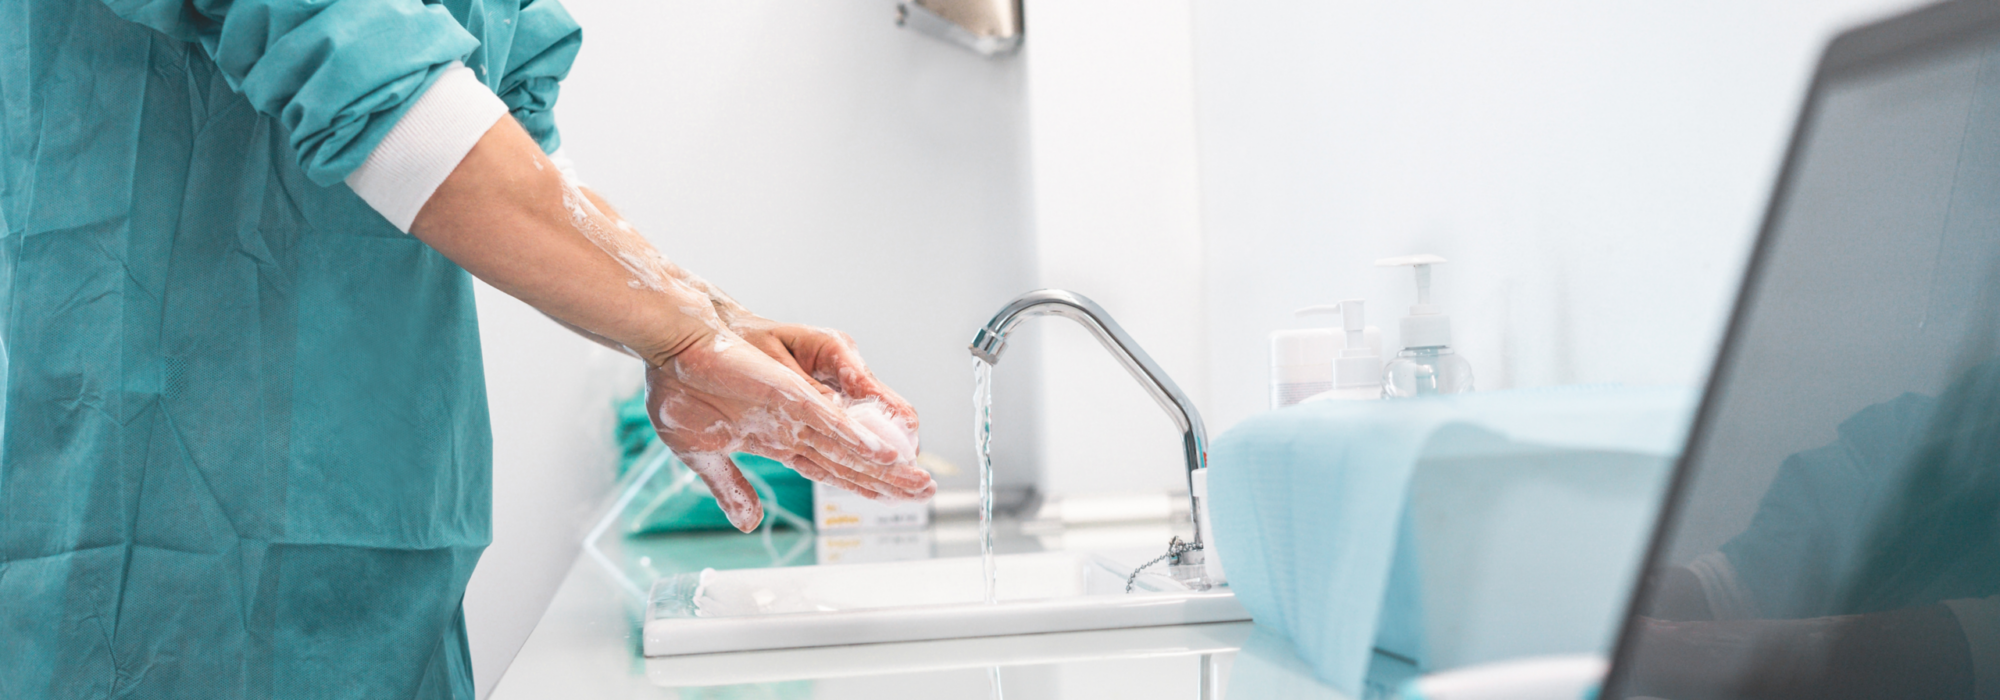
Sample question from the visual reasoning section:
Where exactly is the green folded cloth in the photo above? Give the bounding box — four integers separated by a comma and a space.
615, 392, 814, 533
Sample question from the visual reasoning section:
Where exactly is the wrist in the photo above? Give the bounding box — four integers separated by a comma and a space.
590, 283, 724, 368
635, 308, 726, 369
676, 273, 756, 329
720, 310, 775, 336
633, 331, 713, 369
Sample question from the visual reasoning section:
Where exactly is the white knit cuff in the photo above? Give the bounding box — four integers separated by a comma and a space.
346, 62, 510, 233
1947, 596, 2000, 700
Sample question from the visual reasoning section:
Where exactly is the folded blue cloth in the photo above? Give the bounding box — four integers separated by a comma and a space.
1207, 386, 1695, 694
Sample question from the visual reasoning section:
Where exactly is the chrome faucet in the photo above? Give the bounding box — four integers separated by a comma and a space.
969, 289, 1211, 586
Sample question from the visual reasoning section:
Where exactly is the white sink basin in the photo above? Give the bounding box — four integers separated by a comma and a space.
643, 551, 1250, 657
647, 621, 1255, 687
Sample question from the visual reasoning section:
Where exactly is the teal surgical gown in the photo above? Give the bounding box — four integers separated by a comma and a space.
0, 0, 579, 697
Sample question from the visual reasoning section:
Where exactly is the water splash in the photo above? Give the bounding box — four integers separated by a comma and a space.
973, 356, 997, 605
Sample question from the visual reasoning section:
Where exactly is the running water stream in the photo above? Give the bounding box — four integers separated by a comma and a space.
972, 357, 998, 605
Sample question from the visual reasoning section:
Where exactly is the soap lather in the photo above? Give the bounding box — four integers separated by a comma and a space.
1376, 254, 1473, 397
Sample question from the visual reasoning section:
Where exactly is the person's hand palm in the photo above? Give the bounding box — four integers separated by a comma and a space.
646, 334, 933, 532
733, 322, 920, 430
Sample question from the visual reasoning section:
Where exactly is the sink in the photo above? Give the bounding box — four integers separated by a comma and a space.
647, 621, 1254, 687
643, 551, 1251, 657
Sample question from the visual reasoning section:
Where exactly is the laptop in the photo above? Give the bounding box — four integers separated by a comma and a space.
1601, 2, 2000, 698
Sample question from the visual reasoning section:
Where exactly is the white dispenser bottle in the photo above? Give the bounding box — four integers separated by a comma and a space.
1376, 254, 1474, 397
1300, 299, 1385, 401
1268, 325, 1338, 409
1271, 305, 1383, 407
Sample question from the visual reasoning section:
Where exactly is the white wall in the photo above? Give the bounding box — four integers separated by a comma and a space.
1024, 0, 1207, 497
556, 0, 1042, 489
464, 1, 1041, 695
462, 292, 626, 699
465, 0, 1950, 690
1013, 0, 1932, 499
1189, 0, 1927, 435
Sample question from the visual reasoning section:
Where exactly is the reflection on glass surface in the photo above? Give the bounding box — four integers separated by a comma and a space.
1608, 36, 2000, 700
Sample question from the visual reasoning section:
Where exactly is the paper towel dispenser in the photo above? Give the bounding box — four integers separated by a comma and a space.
897, 0, 1023, 57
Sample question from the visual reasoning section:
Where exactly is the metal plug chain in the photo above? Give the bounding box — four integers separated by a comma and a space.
1125, 536, 1204, 593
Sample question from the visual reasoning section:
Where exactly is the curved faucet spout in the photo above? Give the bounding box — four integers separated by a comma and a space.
969, 290, 1211, 564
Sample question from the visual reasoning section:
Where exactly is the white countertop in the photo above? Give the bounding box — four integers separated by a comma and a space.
486, 517, 1364, 699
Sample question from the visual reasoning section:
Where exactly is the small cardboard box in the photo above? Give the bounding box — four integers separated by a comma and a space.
813, 481, 931, 532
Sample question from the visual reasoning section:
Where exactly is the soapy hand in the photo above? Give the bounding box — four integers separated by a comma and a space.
409, 129, 934, 534
647, 331, 936, 532
558, 184, 922, 437
553, 186, 933, 529
725, 317, 921, 433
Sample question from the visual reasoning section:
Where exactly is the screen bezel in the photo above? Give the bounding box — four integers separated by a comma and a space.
1601, 0, 2000, 693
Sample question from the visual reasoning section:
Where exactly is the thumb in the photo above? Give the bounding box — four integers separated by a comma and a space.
821, 345, 920, 431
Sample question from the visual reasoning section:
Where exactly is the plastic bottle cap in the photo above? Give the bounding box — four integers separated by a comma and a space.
1400, 314, 1453, 348
1374, 254, 1453, 348
1296, 301, 1383, 389
1334, 354, 1384, 389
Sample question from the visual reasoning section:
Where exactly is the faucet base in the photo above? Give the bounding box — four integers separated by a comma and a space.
1170, 563, 1213, 591
1125, 536, 1213, 592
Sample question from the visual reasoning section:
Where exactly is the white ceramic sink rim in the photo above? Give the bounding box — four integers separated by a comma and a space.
646, 621, 1255, 687
643, 551, 1250, 657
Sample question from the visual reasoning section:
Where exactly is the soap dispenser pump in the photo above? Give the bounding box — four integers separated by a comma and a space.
1269, 304, 1383, 408
1376, 254, 1473, 397
1297, 300, 1385, 401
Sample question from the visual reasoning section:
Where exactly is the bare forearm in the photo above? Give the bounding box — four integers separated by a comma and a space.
402, 118, 931, 526
409, 119, 717, 366
544, 312, 639, 358
572, 187, 761, 329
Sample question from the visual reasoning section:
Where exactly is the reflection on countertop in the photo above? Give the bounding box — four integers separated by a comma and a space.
488, 512, 1363, 699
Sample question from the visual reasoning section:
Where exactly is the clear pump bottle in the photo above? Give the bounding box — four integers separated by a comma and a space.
1376, 254, 1473, 398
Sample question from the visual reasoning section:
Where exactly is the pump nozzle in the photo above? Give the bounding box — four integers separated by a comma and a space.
1374, 254, 1453, 349
1374, 254, 1446, 313
1295, 300, 1363, 348
1294, 300, 1383, 389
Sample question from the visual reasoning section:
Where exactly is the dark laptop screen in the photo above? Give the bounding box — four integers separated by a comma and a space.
1605, 7, 2000, 700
